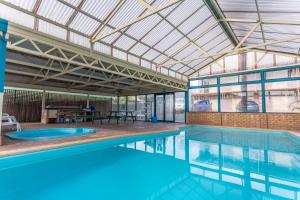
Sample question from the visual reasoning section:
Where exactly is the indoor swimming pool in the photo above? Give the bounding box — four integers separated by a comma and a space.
5, 128, 97, 141
1, 126, 300, 200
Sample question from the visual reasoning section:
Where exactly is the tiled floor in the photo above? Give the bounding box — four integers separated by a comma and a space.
0, 121, 186, 157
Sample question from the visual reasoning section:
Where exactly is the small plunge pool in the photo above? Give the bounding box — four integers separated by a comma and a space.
6, 128, 97, 141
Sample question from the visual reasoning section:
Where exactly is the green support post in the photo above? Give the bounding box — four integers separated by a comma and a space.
261, 71, 266, 113
217, 77, 221, 112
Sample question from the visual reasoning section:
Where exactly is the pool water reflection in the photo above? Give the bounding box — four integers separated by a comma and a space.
119, 127, 300, 200
1, 126, 300, 200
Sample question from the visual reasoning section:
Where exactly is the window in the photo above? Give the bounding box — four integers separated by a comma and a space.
190, 78, 217, 87
276, 55, 295, 66
136, 95, 146, 115
175, 92, 185, 123
211, 60, 224, 74
257, 53, 273, 68
118, 96, 126, 111
265, 80, 300, 113
127, 96, 136, 112
225, 55, 238, 72
146, 94, 154, 117
221, 73, 260, 84
189, 87, 218, 112
266, 68, 300, 80
112, 97, 118, 111
220, 84, 262, 112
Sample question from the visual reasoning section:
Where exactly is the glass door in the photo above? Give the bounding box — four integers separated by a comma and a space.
165, 93, 174, 121
175, 92, 185, 122
156, 95, 164, 121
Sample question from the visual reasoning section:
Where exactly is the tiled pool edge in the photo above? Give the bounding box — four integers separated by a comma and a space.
0, 127, 185, 158
0, 125, 299, 158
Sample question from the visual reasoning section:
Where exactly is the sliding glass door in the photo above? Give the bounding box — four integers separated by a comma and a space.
175, 92, 185, 122
165, 94, 174, 121
156, 95, 164, 121
155, 93, 175, 122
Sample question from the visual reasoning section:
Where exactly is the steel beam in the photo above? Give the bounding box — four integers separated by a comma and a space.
91, 0, 182, 42
159, 35, 300, 68
6, 23, 186, 95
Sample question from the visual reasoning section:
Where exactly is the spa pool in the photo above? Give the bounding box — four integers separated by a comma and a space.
1, 126, 300, 200
6, 128, 97, 141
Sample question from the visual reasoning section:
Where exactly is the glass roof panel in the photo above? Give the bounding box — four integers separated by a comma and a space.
153, 54, 169, 64
4, 0, 36, 11
38, 0, 74, 24
69, 32, 90, 48
260, 12, 300, 21
183, 51, 203, 61
229, 22, 262, 31
170, 63, 184, 71
141, 20, 174, 46
234, 30, 262, 39
184, 68, 195, 75
129, 43, 150, 56
195, 26, 223, 47
81, 0, 120, 21
166, 0, 203, 26
223, 11, 258, 20
187, 17, 216, 39
266, 46, 299, 54
69, 12, 100, 36
193, 58, 214, 71
217, 0, 257, 12
202, 34, 228, 52
39, 20, 67, 40
64, 0, 81, 7
0, 3, 34, 28
94, 42, 111, 55
164, 37, 190, 55
263, 24, 300, 35
101, 32, 123, 44
177, 66, 190, 73
157, 1, 179, 16
208, 40, 232, 54
108, 0, 145, 27
125, 14, 161, 40
258, 0, 300, 12
237, 37, 263, 45
154, 29, 183, 52
114, 35, 137, 51
178, 6, 212, 35
173, 44, 198, 60
264, 32, 300, 41
143, 49, 161, 61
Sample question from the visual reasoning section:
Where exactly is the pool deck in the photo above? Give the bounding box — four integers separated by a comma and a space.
0, 121, 186, 157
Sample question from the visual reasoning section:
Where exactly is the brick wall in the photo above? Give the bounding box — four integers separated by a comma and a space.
187, 112, 300, 130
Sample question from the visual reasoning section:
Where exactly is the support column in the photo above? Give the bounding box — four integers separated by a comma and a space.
0, 19, 8, 145
85, 94, 90, 122
86, 94, 90, 108
217, 77, 221, 112
239, 53, 248, 111
185, 91, 189, 123
41, 90, 47, 124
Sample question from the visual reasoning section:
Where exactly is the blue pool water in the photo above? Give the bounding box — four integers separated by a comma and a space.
6, 128, 97, 140
1, 126, 300, 200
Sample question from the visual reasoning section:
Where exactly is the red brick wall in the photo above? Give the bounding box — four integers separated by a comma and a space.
187, 112, 300, 130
